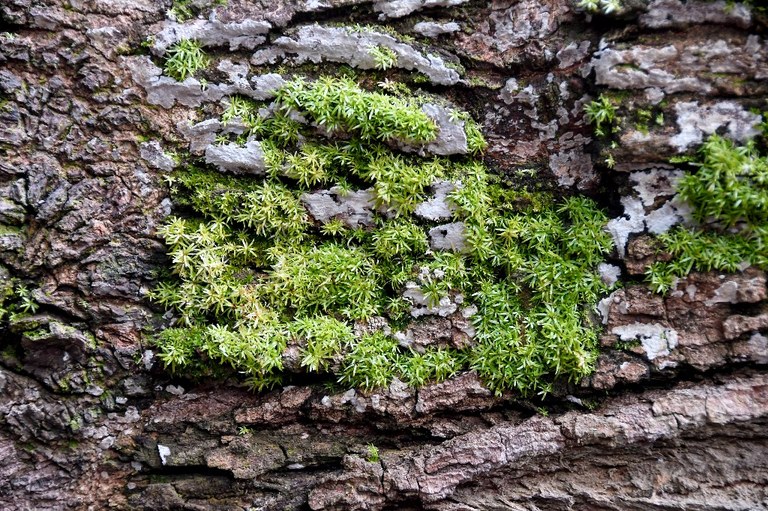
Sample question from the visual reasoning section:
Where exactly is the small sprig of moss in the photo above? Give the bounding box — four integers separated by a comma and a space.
678, 135, 768, 228
364, 153, 445, 215
397, 347, 464, 387
0, 283, 40, 323
577, 0, 622, 15
366, 443, 380, 463
170, 0, 227, 22
372, 220, 429, 257
164, 39, 208, 81
169, 0, 196, 21
449, 110, 487, 155
368, 45, 398, 70
377, 79, 411, 96
584, 94, 618, 137
221, 96, 259, 125
347, 23, 415, 44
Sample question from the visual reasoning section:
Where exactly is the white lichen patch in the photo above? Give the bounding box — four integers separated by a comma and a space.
630, 169, 682, 207
415, 181, 458, 221
421, 103, 469, 155
704, 280, 741, 306
127, 57, 284, 109
428, 222, 468, 252
608, 169, 695, 256
413, 21, 461, 38
158, 444, 171, 465
139, 141, 176, 172
612, 322, 679, 360
645, 202, 682, 234
402, 282, 461, 318
598, 263, 622, 287
593, 45, 707, 93
556, 40, 591, 69
301, 187, 376, 228
597, 295, 614, 325
671, 101, 762, 152
373, 0, 470, 19
606, 197, 646, 257
640, 0, 751, 29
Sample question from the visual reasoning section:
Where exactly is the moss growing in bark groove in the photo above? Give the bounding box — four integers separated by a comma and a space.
0, 282, 40, 323
646, 135, 768, 294
151, 75, 616, 396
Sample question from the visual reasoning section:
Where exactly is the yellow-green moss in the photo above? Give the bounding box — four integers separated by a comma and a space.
151, 76, 615, 396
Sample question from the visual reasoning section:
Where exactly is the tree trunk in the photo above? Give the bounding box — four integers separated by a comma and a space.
1, 0, 767, 509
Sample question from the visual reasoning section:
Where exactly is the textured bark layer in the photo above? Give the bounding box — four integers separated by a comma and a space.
1, 0, 767, 509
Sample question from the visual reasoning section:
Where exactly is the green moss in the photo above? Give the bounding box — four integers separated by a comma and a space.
151, 75, 617, 397
164, 39, 208, 81
368, 45, 398, 70
0, 283, 40, 323
346, 23, 416, 44
635, 108, 652, 135
366, 443, 380, 463
614, 338, 641, 351
398, 347, 464, 387
584, 94, 619, 137
275, 76, 437, 143
444, 60, 466, 76
264, 244, 382, 319
339, 332, 400, 390
372, 220, 428, 258
677, 136, 768, 227
0, 225, 22, 236
293, 316, 354, 372
23, 328, 49, 342
646, 135, 768, 293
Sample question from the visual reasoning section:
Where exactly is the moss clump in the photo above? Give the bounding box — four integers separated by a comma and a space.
152, 75, 615, 396
0, 282, 39, 323
584, 94, 619, 138
646, 135, 768, 293
275, 76, 438, 143
164, 39, 208, 81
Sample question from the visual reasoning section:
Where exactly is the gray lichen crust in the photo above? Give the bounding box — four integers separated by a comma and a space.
301, 187, 377, 228
251, 25, 461, 85
152, 19, 271, 54
373, 0, 470, 19
204, 140, 266, 175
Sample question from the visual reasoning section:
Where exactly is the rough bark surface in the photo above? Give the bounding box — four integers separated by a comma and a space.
1, 0, 767, 509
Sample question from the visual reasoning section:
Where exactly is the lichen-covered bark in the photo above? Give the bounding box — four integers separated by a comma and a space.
1, 0, 767, 509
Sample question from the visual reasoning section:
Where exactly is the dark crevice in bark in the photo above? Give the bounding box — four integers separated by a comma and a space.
288, 2, 378, 27
142, 465, 237, 479
0, 18, 24, 34
592, 365, 768, 402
